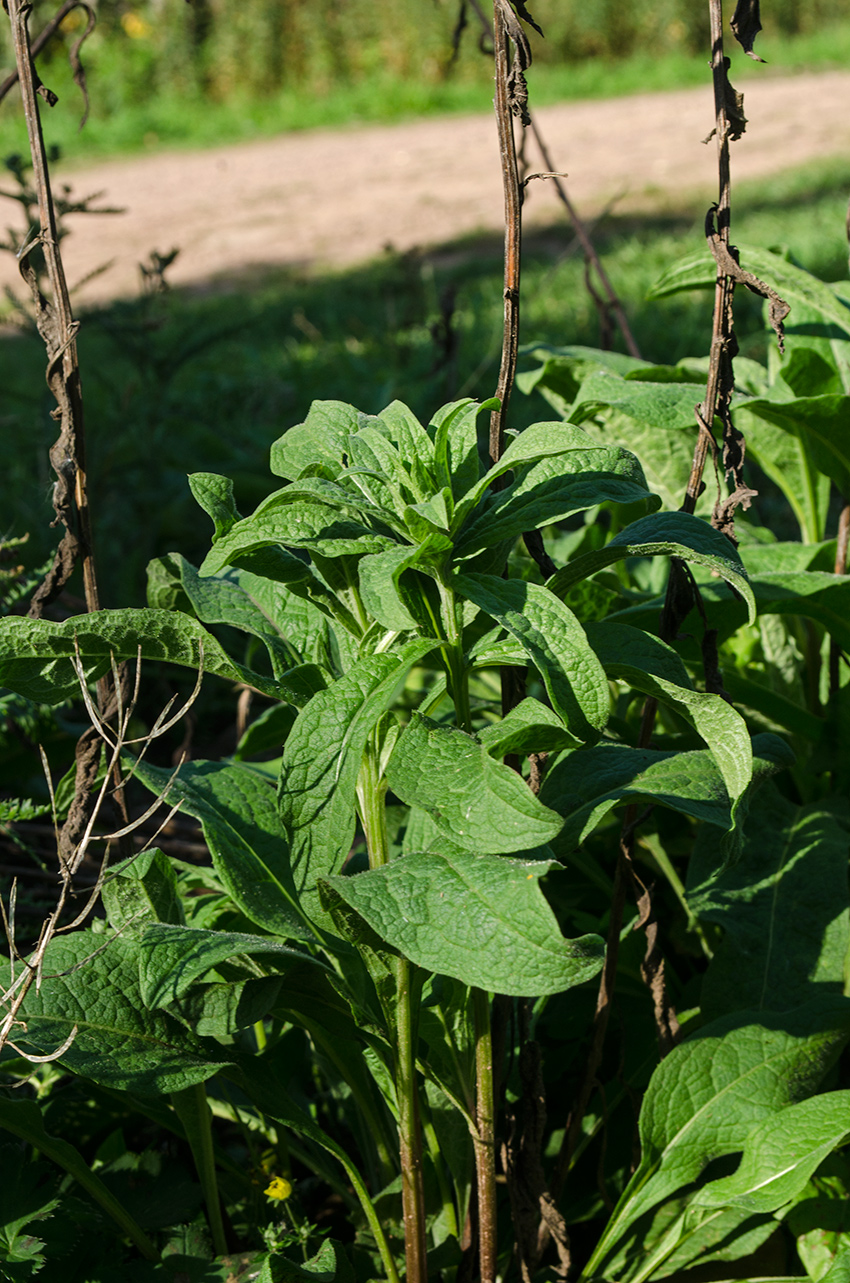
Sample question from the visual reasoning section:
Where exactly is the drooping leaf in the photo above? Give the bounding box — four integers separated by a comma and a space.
454, 574, 610, 739
649, 246, 850, 339
478, 697, 579, 757
0, 609, 315, 705
741, 394, 850, 501
540, 733, 792, 853
694, 1091, 850, 1215
200, 500, 397, 577
731, 0, 763, 58
279, 639, 438, 920
584, 997, 850, 1279
386, 713, 564, 853
129, 758, 312, 940
586, 621, 753, 823
2, 931, 232, 1095
687, 788, 850, 1019
736, 399, 832, 541
547, 511, 756, 625
321, 852, 603, 996
147, 551, 332, 671
137, 923, 315, 1009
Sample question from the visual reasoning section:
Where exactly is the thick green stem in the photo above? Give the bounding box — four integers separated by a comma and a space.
396, 956, 428, 1283
439, 582, 473, 732
358, 729, 391, 869
170, 1084, 228, 1257
473, 987, 497, 1283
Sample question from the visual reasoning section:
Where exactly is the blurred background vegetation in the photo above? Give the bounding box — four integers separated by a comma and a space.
2, 0, 850, 154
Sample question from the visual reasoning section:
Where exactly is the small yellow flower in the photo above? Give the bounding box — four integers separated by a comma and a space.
264, 1176, 293, 1202
121, 12, 152, 40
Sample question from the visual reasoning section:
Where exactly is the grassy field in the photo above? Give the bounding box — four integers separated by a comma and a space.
1, 152, 848, 610
1, 18, 850, 163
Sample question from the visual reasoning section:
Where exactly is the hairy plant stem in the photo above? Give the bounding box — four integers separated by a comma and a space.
358, 747, 427, 1280
441, 581, 473, 733
473, 986, 497, 1283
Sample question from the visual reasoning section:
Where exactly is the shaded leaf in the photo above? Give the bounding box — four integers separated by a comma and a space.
130, 758, 312, 940
548, 510, 756, 624
687, 787, 850, 1019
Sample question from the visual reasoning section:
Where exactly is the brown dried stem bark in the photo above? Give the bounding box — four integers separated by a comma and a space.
6, 0, 99, 618
489, 0, 522, 472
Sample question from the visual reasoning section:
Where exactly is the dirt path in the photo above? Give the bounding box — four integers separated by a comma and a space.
3, 69, 850, 306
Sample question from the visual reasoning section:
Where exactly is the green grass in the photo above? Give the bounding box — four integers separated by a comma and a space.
2, 19, 850, 166
1, 155, 848, 609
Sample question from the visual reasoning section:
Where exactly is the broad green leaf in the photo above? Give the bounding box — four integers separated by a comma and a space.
540, 734, 792, 853
516, 343, 651, 414
570, 373, 705, 435
0, 1098, 158, 1262
171, 975, 283, 1039
129, 758, 312, 940
188, 471, 241, 541
347, 424, 417, 511
741, 394, 850, 500
101, 848, 185, 933
694, 1091, 850, 1215
358, 536, 449, 632
137, 923, 313, 1008
431, 398, 496, 499
586, 622, 753, 823
687, 788, 850, 1020
148, 551, 331, 671
403, 492, 454, 546
736, 406, 831, 543
279, 639, 438, 917
584, 997, 850, 1280
200, 499, 397, 577
451, 420, 619, 530
547, 511, 756, 625
564, 371, 709, 513
453, 574, 609, 739
2, 931, 231, 1094
648, 245, 850, 339
0, 608, 316, 705
269, 400, 363, 479
386, 713, 564, 853
623, 1200, 778, 1283
455, 445, 657, 558
478, 697, 579, 757
322, 852, 603, 996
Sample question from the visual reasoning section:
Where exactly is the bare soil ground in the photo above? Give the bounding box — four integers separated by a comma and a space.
3, 69, 850, 306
